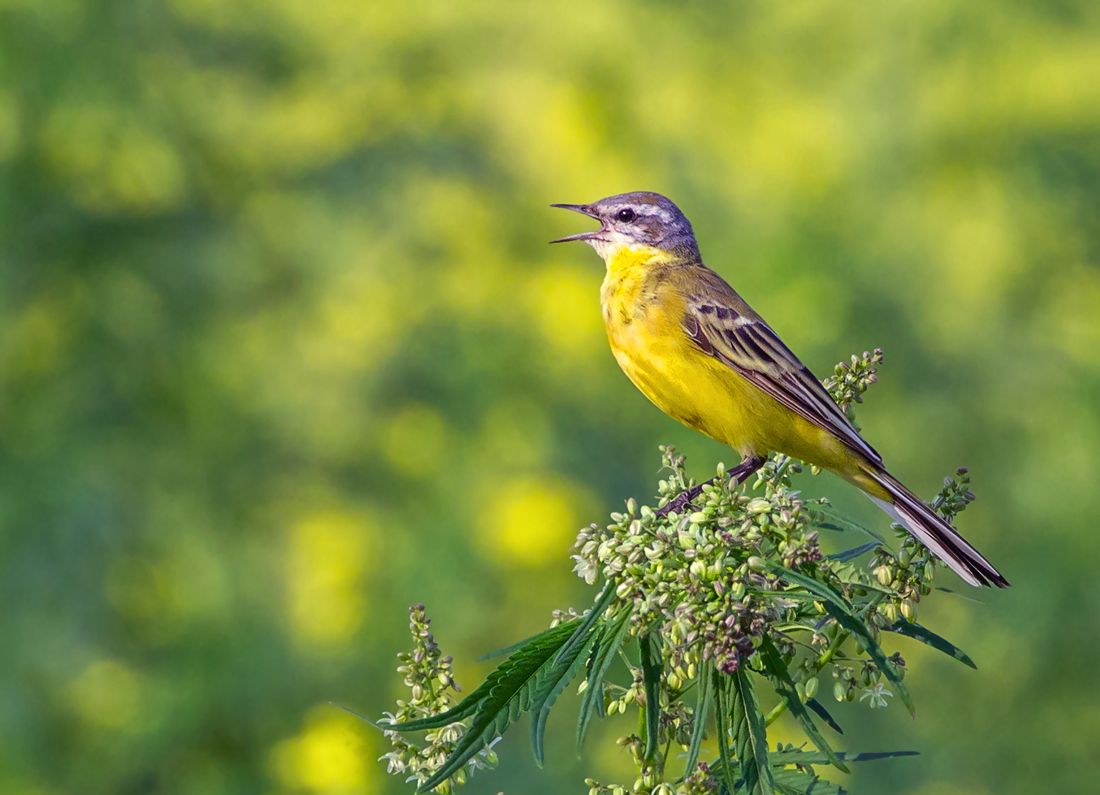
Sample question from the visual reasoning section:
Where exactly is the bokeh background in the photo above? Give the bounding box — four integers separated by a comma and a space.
2, 1, 1099, 793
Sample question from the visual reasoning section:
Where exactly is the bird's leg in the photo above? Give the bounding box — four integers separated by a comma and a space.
655, 480, 711, 517
655, 455, 765, 517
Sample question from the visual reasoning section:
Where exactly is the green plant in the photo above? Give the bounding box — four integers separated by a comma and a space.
372, 349, 981, 794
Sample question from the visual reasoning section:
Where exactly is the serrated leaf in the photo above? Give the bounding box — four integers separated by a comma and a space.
554, 580, 616, 665
385, 619, 581, 732
934, 586, 985, 604
822, 603, 915, 718
714, 673, 740, 795
414, 621, 580, 792
828, 541, 881, 563
682, 665, 712, 778
640, 630, 662, 762
805, 699, 843, 735
815, 508, 884, 542
757, 637, 847, 773
478, 626, 561, 661
765, 562, 850, 610
769, 748, 918, 766
577, 610, 632, 752
772, 766, 846, 795
886, 619, 976, 669
731, 666, 775, 795
531, 623, 600, 766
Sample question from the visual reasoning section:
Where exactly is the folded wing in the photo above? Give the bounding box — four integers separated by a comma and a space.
682, 290, 883, 467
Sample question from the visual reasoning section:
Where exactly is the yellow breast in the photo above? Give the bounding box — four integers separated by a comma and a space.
598, 245, 844, 463
600, 247, 743, 448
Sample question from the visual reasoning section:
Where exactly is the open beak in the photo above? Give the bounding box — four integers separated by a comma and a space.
549, 203, 602, 243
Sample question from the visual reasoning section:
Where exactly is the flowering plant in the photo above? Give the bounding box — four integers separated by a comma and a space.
374, 350, 980, 794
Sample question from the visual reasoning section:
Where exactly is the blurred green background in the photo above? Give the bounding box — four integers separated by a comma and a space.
2, 1, 1098, 793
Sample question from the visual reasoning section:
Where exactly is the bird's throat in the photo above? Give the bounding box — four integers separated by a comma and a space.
596, 241, 676, 276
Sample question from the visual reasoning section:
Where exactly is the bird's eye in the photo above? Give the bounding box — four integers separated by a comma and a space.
616, 208, 636, 223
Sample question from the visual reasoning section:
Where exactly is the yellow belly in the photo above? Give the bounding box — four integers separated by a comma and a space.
601, 261, 854, 472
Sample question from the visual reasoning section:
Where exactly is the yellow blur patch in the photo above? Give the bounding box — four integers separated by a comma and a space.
5, 296, 69, 377
287, 510, 371, 649
477, 398, 553, 471
380, 403, 449, 478
270, 706, 374, 795
525, 263, 604, 361
41, 100, 186, 214
68, 659, 143, 731
1044, 265, 1100, 368
740, 101, 848, 196
480, 476, 590, 567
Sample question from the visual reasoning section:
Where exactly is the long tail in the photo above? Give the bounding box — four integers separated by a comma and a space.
861, 469, 1009, 588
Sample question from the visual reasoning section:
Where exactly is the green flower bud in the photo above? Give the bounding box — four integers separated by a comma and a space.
747, 498, 771, 515
805, 677, 819, 699
689, 511, 708, 524
746, 556, 766, 572
873, 565, 892, 586
833, 681, 846, 702
900, 599, 917, 621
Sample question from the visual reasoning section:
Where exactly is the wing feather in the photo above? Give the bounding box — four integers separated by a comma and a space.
683, 294, 882, 466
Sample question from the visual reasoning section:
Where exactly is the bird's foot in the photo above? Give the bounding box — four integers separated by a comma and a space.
654, 455, 765, 517
655, 480, 711, 517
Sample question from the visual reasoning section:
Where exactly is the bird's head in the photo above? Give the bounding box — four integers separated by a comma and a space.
550, 191, 698, 262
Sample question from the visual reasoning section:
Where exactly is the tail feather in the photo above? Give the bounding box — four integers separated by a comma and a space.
863, 470, 1009, 588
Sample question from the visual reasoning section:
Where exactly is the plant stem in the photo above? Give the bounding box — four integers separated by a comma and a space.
764, 627, 849, 727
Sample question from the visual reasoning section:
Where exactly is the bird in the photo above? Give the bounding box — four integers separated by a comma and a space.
551, 191, 1007, 588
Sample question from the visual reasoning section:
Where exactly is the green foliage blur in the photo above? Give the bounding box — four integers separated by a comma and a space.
1, 1, 1098, 793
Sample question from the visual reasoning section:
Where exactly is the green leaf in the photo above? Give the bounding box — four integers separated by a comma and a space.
769, 748, 919, 766
731, 666, 775, 795
765, 562, 850, 610
822, 603, 915, 718
757, 637, 847, 773
772, 767, 846, 795
815, 507, 885, 542
639, 630, 662, 762
682, 664, 712, 778
828, 541, 881, 563
554, 580, 616, 665
478, 626, 564, 661
413, 620, 581, 792
806, 699, 843, 735
385, 619, 580, 732
530, 622, 600, 766
714, 673, 741, 795
886, 619, 976, 669
577, 610, 632, 752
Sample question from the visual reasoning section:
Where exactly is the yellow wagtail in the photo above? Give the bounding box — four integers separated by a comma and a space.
551, 191, 1007, 588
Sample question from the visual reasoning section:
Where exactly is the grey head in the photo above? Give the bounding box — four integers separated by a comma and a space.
550, 191, 699, 259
